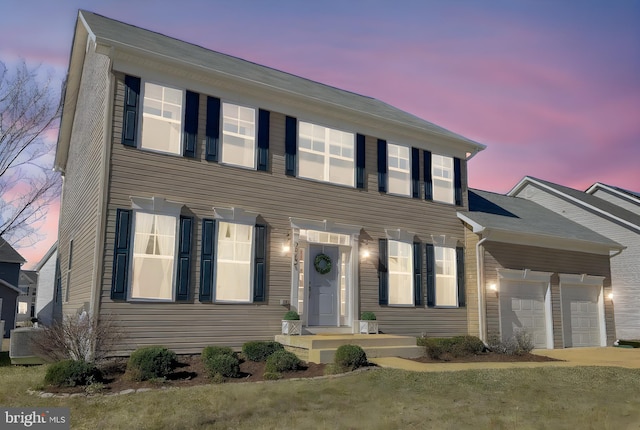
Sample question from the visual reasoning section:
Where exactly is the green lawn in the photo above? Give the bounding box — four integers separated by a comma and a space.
1, 363, 639, 429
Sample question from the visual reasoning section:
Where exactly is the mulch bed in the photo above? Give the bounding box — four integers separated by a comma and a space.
42, 351, 560, 395
410, 351, 561, 364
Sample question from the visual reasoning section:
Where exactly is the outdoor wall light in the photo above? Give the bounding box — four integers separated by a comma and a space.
489, 283, 497, 292
282, 232, 291, 254
608, 293, 614, 300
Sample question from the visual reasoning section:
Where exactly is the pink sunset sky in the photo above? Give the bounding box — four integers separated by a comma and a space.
1, 0, 639, 268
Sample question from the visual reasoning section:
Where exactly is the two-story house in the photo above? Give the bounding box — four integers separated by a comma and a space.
0, 237, 25, 338
55, 11, 486, 355
511, 177, 640, 340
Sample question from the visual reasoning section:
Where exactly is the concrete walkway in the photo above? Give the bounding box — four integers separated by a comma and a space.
369, 347, 640, 372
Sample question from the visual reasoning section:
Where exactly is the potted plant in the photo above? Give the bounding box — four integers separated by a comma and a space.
281, 310, 302, 335
358, 311, 378, 334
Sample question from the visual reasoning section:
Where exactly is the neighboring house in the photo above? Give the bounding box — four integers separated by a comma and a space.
586, 183, 640, 215
510, 177, 640, 340
55, 11, 486, 355
16, 270, 38, 324
0, 237, 26, 338
458, 190, 623, 349
34, 243, 60, 327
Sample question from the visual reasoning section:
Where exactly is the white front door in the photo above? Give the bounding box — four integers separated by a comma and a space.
308, 245, 339, 326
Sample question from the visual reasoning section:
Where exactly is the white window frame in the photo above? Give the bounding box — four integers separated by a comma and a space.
221, 102, 257, 169
435, 246, 457, 307
128, 197, 183, 302
214, 221, 255, 303
432, 154, 454, 204
140, 81, 184, 155
298, 121, 355, 187
388, 239, 414, 306
387, 143, 411, 196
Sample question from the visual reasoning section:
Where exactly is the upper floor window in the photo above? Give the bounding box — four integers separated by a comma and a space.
221, 103, 256, 169
432, 154, 454, 204
141, 82, 183, 155
387, 143, 411, 196
435, 246, 457, 306
388, 240, 414, 306
131, 212, 178, 301
298, 121, 355, 187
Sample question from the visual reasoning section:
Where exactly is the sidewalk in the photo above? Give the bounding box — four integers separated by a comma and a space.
369, 347, 640, 372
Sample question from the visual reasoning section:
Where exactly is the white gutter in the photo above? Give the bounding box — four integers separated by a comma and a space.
476, 236, 489, 342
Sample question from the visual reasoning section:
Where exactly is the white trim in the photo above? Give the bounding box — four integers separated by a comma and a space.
220, 101, 258, 170
559, 273, 605, 287
131, 196, 183, 215
290, 217, 361, 237
509, 177, 640, 231
384, 228, 415, 242
586, 183, 640, 206
430, 234, 459, 248
214, 207, 259, 225
497, 268, 553, 283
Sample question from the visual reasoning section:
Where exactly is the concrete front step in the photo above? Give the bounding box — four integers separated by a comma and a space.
276, 334, 423, 363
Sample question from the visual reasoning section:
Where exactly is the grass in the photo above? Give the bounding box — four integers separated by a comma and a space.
1, 364, 639, 429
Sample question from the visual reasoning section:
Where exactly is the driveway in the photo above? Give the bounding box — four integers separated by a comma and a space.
370, 347, 640, 372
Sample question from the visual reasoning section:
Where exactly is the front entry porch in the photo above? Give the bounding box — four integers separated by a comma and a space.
275, 334, 423, 364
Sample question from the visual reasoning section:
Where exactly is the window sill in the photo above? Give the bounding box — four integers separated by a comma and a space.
296, 175, 356, 190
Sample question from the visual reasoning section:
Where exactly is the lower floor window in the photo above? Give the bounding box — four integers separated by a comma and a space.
216, 222, 254, 302
388, 240, 414, 305
435, 246, 457, 306
131, 212, 177, 300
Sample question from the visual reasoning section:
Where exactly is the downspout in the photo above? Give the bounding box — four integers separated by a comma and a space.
476, 235, 490, 342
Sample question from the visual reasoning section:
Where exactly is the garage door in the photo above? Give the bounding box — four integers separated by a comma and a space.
500, 281, 549, 348
561, 285, 601, 347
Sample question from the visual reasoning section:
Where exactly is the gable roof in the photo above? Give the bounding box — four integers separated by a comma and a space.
56, 10, 485, 171
458, 189, 624, 254
0, 278, 21, 294
509, 177, 640, 232
0, 237, 25, 264
586, 182, 640, 204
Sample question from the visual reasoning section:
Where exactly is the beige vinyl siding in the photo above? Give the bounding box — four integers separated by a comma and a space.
481, 242, 615, 348
518, 183, 640, 339
591, 189, 640, 215
58, 44, 111, 316
99, 73, 470, 354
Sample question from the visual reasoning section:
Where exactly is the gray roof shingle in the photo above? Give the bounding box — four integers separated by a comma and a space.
461, 189, 622, 248
79, 10, 484, 151
0, 237, 25, 264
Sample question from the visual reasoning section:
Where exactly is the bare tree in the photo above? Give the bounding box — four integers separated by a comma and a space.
0, 60, 62, 246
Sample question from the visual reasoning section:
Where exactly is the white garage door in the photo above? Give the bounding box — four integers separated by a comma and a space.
561, 285, 601, 347
500, 281, 549, 349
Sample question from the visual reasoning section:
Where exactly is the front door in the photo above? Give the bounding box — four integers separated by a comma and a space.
308, 245, 339, 326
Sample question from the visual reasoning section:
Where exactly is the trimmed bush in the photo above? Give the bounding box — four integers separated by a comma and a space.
417, 336, 485, 359
126, 346, 177, 381
204, 353, 240, 379
619, 340, 640, 348
265, 350, 302, 373
44, 359, 101, 387
202, 346, 235, 362
334, 344, 367, 371
487, 330, 534, 355
360, 311, 377, 321
283, 310, 300, 320
242, 341, 284, 362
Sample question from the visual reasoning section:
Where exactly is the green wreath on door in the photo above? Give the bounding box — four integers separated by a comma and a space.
314, 253, 332, 274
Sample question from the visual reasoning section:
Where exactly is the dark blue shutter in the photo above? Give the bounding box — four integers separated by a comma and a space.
205, 96, 220, 162
356, 134, 366, 189
183, 91, 199, 158
424, 151, 433, 201
253, 224, 267, 302
122, 75, 140, 147
176, 216, 193, 301
456, 246, 465, 307
285, 116, 297, 176
257, 109, 270, 171
199, 219, 216, 302
378, 239, 388, 305
411, 147, 420, 198
454, 157, 463, 206
426, 244, 435, 307
111, 209, 132, 300
377, 139, 387, 193
413, 242, 422, 306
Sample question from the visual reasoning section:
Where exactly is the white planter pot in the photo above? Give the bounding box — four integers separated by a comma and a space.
358, 320, 378, 334
282, 320, 302, 335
